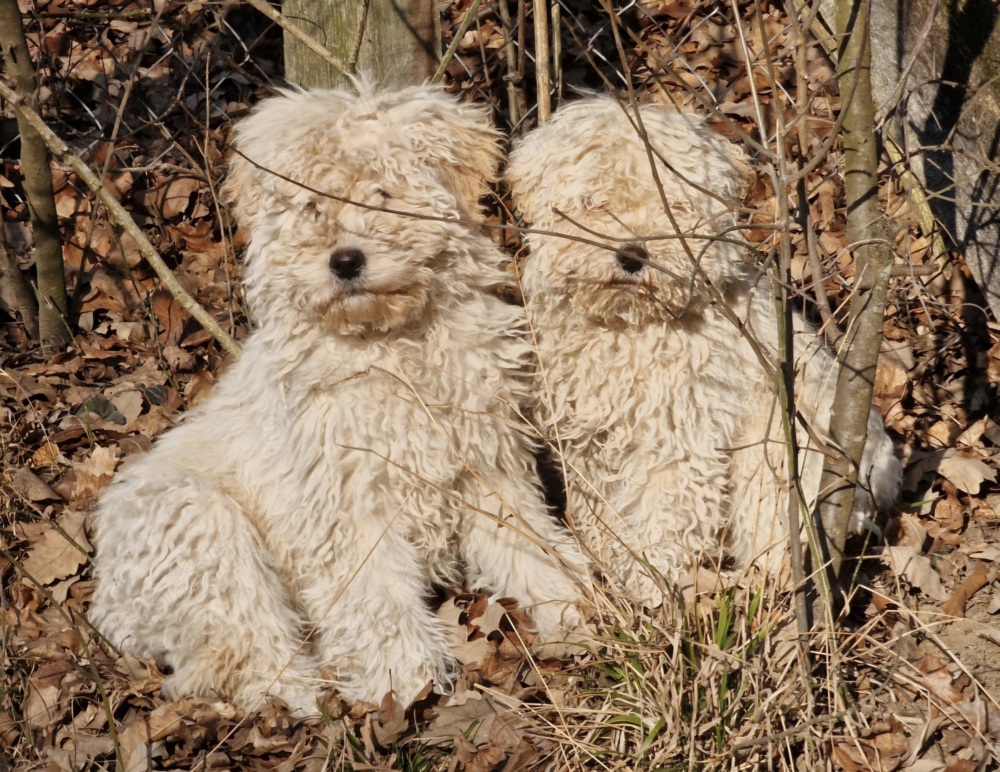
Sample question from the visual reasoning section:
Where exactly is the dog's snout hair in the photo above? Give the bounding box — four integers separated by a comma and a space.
330, 247, 366, 280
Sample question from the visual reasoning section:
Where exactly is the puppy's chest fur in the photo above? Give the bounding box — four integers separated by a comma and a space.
535, 308, 750, 468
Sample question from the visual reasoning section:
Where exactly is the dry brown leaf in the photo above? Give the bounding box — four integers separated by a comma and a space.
938, 449, 997, 495
884, 544, 948, 601
109, 390, 144, 430
20, 511, 92, 586
12, 467, 63, 502
152, 175, 202, 220
24, 660, 73, 729
152, 288, 189, 347
928, 495, 966, 545
832, 742, 871, 772
426, 691, 498, 745
916, 655, 964, 706
54, 446, 119, 502
370, 691, 409, 747
874, 354, 909, 402
30, 441, 63, 468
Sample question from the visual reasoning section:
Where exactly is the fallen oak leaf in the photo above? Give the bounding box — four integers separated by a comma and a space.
883, 545, 948, 602
370, 690, 410, 748
20, 510, 92, 586
937, 449, 996, 495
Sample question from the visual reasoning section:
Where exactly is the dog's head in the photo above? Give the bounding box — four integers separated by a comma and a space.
508, 97, 750, 328
223, 85, 502, 334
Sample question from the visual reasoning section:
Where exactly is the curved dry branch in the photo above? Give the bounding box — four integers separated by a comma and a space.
0, 80, 243, 359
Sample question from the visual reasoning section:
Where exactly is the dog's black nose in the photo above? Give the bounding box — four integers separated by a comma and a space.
616, 243, 649, 274
330, 247, 366, 280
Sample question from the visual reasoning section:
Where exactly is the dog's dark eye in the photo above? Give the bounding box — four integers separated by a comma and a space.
374, 188, 389, 201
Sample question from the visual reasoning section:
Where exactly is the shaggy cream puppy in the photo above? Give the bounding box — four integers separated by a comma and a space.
90, 85, 586, 714
508, 97, 901, 604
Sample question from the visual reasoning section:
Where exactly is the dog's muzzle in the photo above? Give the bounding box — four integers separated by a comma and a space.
616, 243, 649, 274
330, 247, 366, 280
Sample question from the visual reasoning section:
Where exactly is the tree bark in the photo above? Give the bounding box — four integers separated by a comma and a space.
282, 0, 436, 90
818, 0, 1000, 318
0, 226, 38, 336
0, 0, 71, 349
817, 0, 894, 579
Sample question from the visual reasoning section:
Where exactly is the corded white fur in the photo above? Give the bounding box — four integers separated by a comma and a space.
508, 97, 902, 604
90, 85, 587, 714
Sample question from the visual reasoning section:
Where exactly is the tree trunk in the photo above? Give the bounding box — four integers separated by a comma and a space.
0, 227, 38, 336
816, 0, 894, 580
0, 0, 71, 349
282, 0, 436, 90
861, 0, 1000, 318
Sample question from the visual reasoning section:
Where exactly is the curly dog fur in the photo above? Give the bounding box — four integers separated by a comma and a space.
90, 85, 587, 714
508, 96, 901, 604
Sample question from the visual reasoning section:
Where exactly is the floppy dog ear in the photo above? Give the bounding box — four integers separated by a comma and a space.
637, 101, 752, 210
222, 88, 355, 228
506, 111, 587, 226
398, 87, 502, 221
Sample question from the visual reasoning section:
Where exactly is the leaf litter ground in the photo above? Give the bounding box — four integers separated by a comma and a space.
2, 1, 1000, 769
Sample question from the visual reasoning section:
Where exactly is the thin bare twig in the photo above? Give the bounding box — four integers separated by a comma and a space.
432, 0, 484, 84
241, 0, 350, 81
0, 80, 242, 358
533, 0, 551, 123
348, 0, 372, 73
551, 2, 562, 109
499, 0, 527, 129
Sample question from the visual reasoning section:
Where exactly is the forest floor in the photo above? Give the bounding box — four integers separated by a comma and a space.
2, 1, 999, 770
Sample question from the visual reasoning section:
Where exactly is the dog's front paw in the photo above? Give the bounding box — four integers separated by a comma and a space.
528, 598, 591, 647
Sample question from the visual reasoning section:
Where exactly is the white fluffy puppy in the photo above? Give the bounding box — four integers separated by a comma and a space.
90, 85, 586, 714
508, 97, 901, 604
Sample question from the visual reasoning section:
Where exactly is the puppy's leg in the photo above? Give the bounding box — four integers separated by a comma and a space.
91, 478, 319, 715
726, 401, 797, 575
620, 460, 730, 605
455, 470, 588, 641
301, 528, 457, 706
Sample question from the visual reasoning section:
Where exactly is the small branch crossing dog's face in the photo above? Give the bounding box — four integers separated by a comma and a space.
224, 87, 501, 335
508, 99, 751, 328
